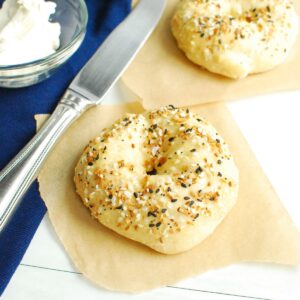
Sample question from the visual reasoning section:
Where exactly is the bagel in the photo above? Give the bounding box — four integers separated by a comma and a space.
74, 106, 239, 254
171, 0, 299, 79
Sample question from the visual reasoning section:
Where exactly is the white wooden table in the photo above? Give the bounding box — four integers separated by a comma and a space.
3, 82, 300, 300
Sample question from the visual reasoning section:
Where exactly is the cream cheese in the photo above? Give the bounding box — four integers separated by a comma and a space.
0, 0, 61, 66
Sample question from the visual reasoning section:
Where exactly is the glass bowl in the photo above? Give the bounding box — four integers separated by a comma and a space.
0, 0, 88, 88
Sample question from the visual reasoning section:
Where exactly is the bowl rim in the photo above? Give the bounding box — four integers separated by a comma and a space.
0, 0, 88, 71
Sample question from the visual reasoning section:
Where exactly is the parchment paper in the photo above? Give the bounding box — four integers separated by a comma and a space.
36, 102, 300, 293
123, 0, 300, 109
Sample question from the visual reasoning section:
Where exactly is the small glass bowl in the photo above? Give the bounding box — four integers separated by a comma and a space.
0, 0, 88, 88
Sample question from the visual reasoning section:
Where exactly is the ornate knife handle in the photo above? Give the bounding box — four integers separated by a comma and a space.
0, 90, 92, 232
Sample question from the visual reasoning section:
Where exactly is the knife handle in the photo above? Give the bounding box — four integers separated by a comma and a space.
0, 90, 92, 232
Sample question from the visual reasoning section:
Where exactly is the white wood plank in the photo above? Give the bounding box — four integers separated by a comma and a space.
3, 265, 252, 300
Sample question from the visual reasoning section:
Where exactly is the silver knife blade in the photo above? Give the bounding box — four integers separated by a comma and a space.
69, 0, 166, 103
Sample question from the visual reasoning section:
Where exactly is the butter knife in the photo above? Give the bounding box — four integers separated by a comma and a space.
0, 0, 165, 232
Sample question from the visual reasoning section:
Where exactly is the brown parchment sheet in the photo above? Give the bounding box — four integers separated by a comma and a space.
36, 102, 300, 293
123, 0, 300, 109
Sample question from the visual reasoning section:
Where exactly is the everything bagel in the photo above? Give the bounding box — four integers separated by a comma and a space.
74, 106, 239, 254
171, 0, 299, 79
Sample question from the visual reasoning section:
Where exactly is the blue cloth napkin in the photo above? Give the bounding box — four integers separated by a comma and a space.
0, 0, 131, 294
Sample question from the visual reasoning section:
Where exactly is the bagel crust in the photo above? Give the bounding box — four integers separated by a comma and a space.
74, 107, 239, 254
171, 0, 299, 79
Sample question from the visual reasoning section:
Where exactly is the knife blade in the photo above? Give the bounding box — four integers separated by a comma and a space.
70, 0, 165, 103
0, 0, 166, 232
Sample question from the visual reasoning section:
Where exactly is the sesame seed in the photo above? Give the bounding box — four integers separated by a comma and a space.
148, 211, 157, 217
147, 169, 157, 176
195, 166, 203, 174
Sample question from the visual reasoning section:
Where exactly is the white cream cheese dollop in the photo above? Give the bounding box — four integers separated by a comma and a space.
0, 0, 61, 65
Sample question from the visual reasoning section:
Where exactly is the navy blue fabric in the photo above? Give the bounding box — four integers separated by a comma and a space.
0, 0, 131, 294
